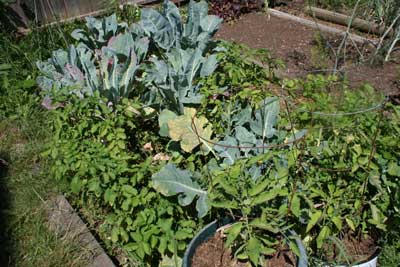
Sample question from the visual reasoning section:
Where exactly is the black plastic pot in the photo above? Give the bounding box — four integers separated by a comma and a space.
182, 220, 228, 267
183, 219, 379, 267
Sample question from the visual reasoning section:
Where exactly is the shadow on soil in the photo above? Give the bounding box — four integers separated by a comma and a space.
0, 153, 12, 267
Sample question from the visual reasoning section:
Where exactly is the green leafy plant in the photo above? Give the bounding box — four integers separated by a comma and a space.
283, 75, 400, 264
152, 163, 209, 218
144, 46, 219, 113
151, 93, 307, 266
140, 0, 222, 51
37, 1, 222, 108
208, 155, 307, 266
44, 91, 199, 264
71, 14, 127, 49
36, 29, 149, 103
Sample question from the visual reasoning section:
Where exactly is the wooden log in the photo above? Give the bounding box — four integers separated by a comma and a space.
305, 6, 386, 35
269, 9, 377, 45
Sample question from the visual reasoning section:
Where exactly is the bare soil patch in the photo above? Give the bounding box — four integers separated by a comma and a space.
322, 233, 377, 264
216, 12, 399, 95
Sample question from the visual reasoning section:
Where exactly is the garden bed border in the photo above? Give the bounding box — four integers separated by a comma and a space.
45, 195, 116, 267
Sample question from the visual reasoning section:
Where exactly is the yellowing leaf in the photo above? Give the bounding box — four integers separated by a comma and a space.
345, 218, 356, 231
167, 108, 213, 153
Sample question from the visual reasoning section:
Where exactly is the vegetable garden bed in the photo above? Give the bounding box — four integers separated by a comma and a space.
1, 0, 399, 267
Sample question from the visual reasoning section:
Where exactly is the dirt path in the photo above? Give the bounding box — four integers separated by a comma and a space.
216, 12, 399, 95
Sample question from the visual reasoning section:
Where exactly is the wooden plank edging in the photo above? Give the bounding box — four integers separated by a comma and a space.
268, 8, 378, 45
45, 195, 116, 267
305, 6, 386, 35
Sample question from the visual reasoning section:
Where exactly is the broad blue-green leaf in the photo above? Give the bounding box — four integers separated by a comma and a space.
141, 8, 174, 50
200, 54, 218, 77
235, 126, 257, 146
163, 0, 182, 49
250, 97, 280, 139
214, 136, 240, 165
200, 14, 222, 35
108, 33, 135, 57
184, 0, 208, 44
233, 105, 252, 126
152, 164, 209, 217
285, 129, 307, 144
72, 14, 123, 49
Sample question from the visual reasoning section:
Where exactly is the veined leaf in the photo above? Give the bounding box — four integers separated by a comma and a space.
291, 194, 301, 218
250, 97, 280, 139
167, 107, 213, 153
248, 178, 270, 197
306, 210, 322, 233
247, 237, 262, 266
225, 222, 243, 248
332, 216, 343, 231
345, 217, 356, 231
249, 218, 279, 233
316, 226, 331, 248
152, 164, 209, 217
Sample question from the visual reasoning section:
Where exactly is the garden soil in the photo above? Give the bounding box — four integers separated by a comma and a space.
191, 232, 296, 267
191, 232, 376, 267
216, 12, 400, 95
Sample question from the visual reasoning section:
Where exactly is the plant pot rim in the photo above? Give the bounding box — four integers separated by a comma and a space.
183, 219, 301, 267
325, 248, 380, 267
184, 220, 381, 267
183, 219, 221, 267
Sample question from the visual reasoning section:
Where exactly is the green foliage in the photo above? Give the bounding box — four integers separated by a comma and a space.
198, 41, 283, 134
284, 75, 400, 262
208, 154, 301, 266
140, 1, 222, 113
200, 41, 282, 92
380, 235, 400, 267
0, 73, 37, 121
144, 46, 219, 113
214, 97, 305, 165
37, 1, 222, 108
44, 92, 198, 264
71, 14, 126, 49
37, 15, 149, 103
0, 70, 92, 267
152, 164, 209, 218
140, 0, 222, 51
21, 1, 398, 265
